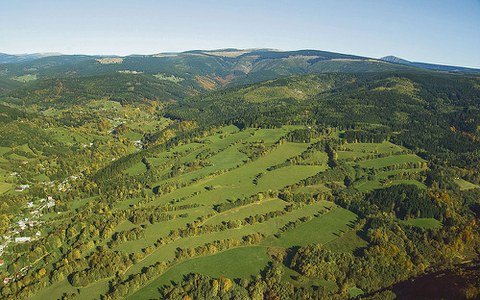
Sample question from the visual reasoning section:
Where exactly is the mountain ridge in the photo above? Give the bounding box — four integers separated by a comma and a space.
380, 55, 480, 73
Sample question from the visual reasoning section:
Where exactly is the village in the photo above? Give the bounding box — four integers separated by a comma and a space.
0, 194, 56, 285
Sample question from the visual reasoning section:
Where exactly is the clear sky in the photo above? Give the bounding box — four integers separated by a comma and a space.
1, 0, 479, 67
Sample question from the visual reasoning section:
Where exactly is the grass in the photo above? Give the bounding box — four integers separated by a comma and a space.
243, 77, 331, 103
262, 206, 358, 248
126, 161, 148, 176
148, 141, 315, 208
349, 287, 364, 298
323, 230, 368, 253
356, 179, 427, 193
29, 279, 77, 300
256, 165, 327, 191
123, 131, 144, 140
337, 141, 404, 160
375, 168, 427, 180
0, 146, 11, 156
122, 201, 331, 276
246, 128, 291, 145
202, 198, 288, 226
20, 127, 392, 298
301, 150, 329, 165
295, 183, 330, 194
0, 182, 12, 194
115, 209, 207, 253
454, 178, 480, 191
45, 127, 94, 145
281, 265, 338, 291
34, 173, 50, 182
70, 196, 98, 210
126, 246, 270, 300
209, 147, 249, 169
401, 218, 442, 229
153, 74, 184, 83
357, 154, 425, 169
74, 278, 111, 300
245, 86, 308, 102
12, 74, 37, 82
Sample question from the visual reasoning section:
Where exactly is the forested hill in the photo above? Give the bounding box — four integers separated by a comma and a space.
167, 72, 480, 181
3, 73, 189, 108
0, 48, 457, 94
0, 50, 480, 299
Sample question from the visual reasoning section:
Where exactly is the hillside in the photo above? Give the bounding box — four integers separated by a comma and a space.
0, 52, 479, 299
0, 49, 427, 93
381, 55, 480, 73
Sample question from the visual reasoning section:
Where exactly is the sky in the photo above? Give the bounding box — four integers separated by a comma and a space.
1, 0, 479, 68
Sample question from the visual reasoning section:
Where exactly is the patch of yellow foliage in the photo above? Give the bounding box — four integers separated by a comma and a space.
195, 76, 217, 90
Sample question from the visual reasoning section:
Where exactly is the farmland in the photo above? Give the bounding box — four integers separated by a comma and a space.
0, 65, 478, 300
6, 124, 454, 299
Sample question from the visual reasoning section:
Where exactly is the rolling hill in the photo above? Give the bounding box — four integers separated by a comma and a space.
3, 48, 478, 96
0, 48, 479, 300
381, 55, 480, 73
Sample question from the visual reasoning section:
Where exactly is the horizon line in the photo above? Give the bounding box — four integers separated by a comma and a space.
1, 48, 479, 70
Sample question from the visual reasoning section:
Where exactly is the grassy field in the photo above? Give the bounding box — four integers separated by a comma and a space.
12, 74, 37, 82
126, 246, 270, 300
337, 143, 429, 193
203, 198, 288, 226
337, 141, 404, 160
454, 178, 480, 191
29, 279, 77, 300
125, 161, 148, 176
375, 168, 426, 179
0, 182, 12, 194
295, 183, 330, 194
123, 201, 334, 276
357, 154, 425, 169
147, 141, 318, 209
262, 206, 358, 248
28, 127, 385, 299
356, 179, 427, 193
401, 218, 442, 229
323, 230, 368, 253
301, 150, 329, 165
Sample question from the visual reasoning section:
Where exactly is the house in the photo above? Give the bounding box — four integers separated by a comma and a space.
0, 259, 4, 266
47, 200, 56, 208
3, 277, 12, 284
15, 185, 30, 192
14, 237, 31, 243
18, 220, 26, 231
47, 195, 53, 201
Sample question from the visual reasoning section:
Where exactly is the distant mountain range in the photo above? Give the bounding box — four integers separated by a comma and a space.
0, 49, 478, 95
1, 49, 478, 73
0, 52, 62, 64
380, 55, 480, 73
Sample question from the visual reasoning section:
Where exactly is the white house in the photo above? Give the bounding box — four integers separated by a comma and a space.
14, 237, 31, 243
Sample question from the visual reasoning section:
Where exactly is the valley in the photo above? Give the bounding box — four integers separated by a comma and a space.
0, 49, 479, 299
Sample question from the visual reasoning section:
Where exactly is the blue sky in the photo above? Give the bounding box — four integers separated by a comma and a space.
1, 0, 479, 67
